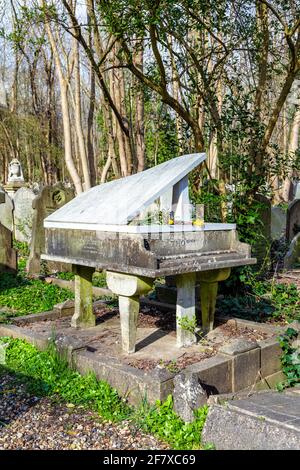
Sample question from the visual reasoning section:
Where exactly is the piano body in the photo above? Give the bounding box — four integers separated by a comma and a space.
42, 154, 256, 353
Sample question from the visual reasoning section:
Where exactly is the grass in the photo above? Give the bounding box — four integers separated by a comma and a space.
0, 337, 209, 450
0, 271, 74, 322
57, 271, 108, 288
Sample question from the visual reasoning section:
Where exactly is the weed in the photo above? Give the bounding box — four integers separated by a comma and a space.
277, 327, 300, 391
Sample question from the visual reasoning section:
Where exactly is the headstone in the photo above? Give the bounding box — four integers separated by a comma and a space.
13, 187, 36, 243
284, 232, 300, 269
0, 194, 17, 272
286, 199, 300, 243
0, 188, 13, 232
253, 194, 271, 266
27, 184, 74, 274
295, 182, 300, 200
271, 206, 287, 240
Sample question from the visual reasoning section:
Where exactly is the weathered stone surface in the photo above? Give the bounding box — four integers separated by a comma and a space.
232, 348, 261, 392
202, 392, 300, 450
0, 188, 13, 231
271, 206, 287, 240
74, 349, 173, 405
198, 268, 231, 333
176, 272, 197, 347
13, 310, 58, 325
286, 199, 300, 243
13, 187, 35, 242
258, 337, 282, 377
0, 222, 17, 272
54, 333, 86, 362
173, 371, 207, 422
219, 338, 258, 356
284, 232, 300, 269
27, 184, 74, 274
155, 283, 201, 306
107, 272, 153, 353
71, 265, 95, 329
186, 354, 233, 394
54, 299, 75, 317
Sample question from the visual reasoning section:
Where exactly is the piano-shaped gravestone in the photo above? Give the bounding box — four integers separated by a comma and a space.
43, 153, 256, 353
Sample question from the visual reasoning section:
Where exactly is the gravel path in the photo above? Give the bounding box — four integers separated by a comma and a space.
0, 371, 168, 450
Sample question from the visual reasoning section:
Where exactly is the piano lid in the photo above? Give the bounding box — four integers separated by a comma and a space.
44, 153, 206, 228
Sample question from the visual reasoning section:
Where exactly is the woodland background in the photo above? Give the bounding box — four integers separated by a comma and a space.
0, 0, 300, 234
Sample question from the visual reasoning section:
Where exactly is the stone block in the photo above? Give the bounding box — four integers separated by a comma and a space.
219, 338, 258, 355
186, 354, 233, 394
232, 348, 261, 392
202, 399, 300, 449
74, 349, 173, 405
173, 371, 207, 422
258, 337, 282, 378
54, 299, 75, 317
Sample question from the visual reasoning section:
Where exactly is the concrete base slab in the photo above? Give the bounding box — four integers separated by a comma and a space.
0, 307, 293, 407
202, 391, 300, 449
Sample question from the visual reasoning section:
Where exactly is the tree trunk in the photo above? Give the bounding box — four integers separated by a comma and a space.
281, 104, 300, 201
42, 0, 83, 193
73, 37, 91, 191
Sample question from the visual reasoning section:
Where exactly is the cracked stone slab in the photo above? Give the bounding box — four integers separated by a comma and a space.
202, 391, 300, 449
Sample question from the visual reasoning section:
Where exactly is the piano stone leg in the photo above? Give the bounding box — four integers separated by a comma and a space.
198, 268, 231, 333
106, 271, 154, 354
175, 272, 197, 348
71, 265, 95, 328
118, 295, 140, 354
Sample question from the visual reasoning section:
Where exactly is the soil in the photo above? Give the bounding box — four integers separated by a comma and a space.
21, 303, 272, 372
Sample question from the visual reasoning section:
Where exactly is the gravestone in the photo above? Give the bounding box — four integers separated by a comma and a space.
13, 187, 36, 243
295, 182, 300, 200
0, 188, 13, 232
271, 206, 287, 240
27, 184, 74, 274
4, 158, 25, 197
284, 232, 300, 269
253, 194, 271, 266
286, 199, 300, 243
0, 193, 17, 272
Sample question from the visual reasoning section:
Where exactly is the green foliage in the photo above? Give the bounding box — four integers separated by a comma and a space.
177, 314, 197, 334
56, 271, 75, 281
145, 103, 179, 166
13, 240, 30, 258
1, 338, 129, 421
56, 271, 108, 288
139, 395, 209, 450
0, 338, 209, 449
0, 272, 73, 319
277, 328, 300, 391
92, 272, 108, 288
218, 268, 300, 323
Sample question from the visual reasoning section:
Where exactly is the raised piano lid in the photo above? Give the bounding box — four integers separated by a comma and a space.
44, 153, 204, 229
44, 153, 235, 232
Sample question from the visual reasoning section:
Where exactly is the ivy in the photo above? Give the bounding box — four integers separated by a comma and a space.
277, 328, 300, 391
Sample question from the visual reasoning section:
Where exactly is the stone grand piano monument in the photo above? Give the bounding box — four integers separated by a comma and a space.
42, 154, 256, 353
